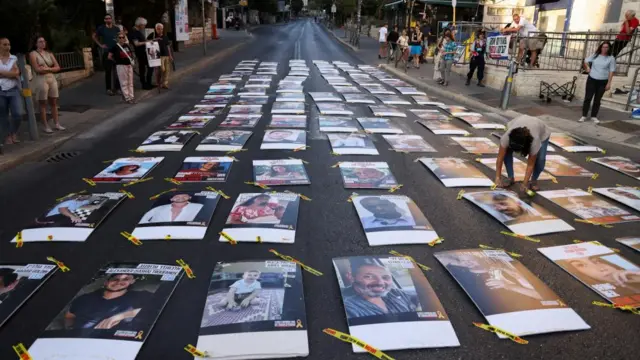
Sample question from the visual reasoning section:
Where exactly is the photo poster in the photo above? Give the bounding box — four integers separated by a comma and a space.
453, 45, 466, 64
549, 133, 603, 153
451, 137, 500, 155
229, 105, 263, 115
451, 112, 505, 130
537, 188, 640, 225
435, 249, 589, 338
328, 133, 379, 155
376, 95, 411, 105
439, 105, 469, 114
0, 264, 57, 328
319, 117, 360, 132
272, 102, 306, 115
478, 157, 555, 181
131, 190, 219, 240
590, 156, 640, 180
174, 0, 189, 41
219, 115, 261, 128
487, 33, 511, 60
167, 116, 213, 130
137, 130, 196, 152
343, 94, 376, 104
269, 115, 307, 128
616, 237, 640, 253
145, 41, 161, 68
352, 195, 439, 246
463, 190, 574, 236
260, 129, 307, 150
332, 256, 459, 352
592, 187, 640, 212
339, 162, 399, 189
92, 157, 163, 183
418, 157, 494, 187
253, 159, 311, 186
538, 242, 640, 308
28, 263, 183, 360
220, 192, 300, 244
189, 105, 225, 116
410, 109, 450, 121
369, 105, 406, 118
383, 135, 437, 153
417, 120, 470, 136
309, 92, 343, 102
196, 130, 252, 152
196, 260, 309, 359
357, 117, 403, 134
173, 157, 234, 183
12, 192, 127, 243
545, 155, 593, 177
317, 102, 354, 115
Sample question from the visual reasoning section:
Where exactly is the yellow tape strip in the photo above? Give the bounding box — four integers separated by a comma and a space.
56, 190, 88, 202
473, 322, 528, 344
457, 190, 465, 200
490, 184, 497, 190
323, 328, 395, 360
82, 178, 96, 186
389, 148, 409, 154
293, 145, 309, 152
592, 301, 640, 314
102, 159, 116, 164
591, 173, 599, 180
347, 192, 359, 202
587, 186, 593, 194
551, 176, 559, 184
269, 249, 323, 276
244, 181, 271, 190
585, 156, 592, 162
257, 236, 262, 243
165, 177, 183, 185
331, 162, 342, 168
500, 231, 541, 243
15, 231, 23, 248
388, 251, 431, 271
176, 259, 195, 279
205, 186, 231, 199
229, 156, 240, 162
388, 184, 403, 193
288, 157, 309, 164
284, 190, 312, 201
479, 244, 522, 258
427, 237, 444, 247
122, 177, 154, 187
13, 343, 32, 360
120, 231, 143, 246
574, 218, 613, 228
601, 149, 607, 154
225, 148, 248, 155
149, 188, 178, 200
119, 190, 135, 199
46, 256, 70, 272
219, 231, 237, 245
573, 240, 620, 253
331, 151, 341, 156
129, 149, 146, 153
184, 344, 209, 358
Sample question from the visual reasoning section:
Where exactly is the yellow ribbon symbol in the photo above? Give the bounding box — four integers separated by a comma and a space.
296, 319, 303, 328
437, 311, 445, 319
134, 330, 144, 340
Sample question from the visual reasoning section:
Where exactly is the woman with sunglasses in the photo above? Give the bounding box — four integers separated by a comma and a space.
495, 115, 551, 192
108, 34, 136, 103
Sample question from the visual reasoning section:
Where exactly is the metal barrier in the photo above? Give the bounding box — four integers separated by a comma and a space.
55, 51, 85, 73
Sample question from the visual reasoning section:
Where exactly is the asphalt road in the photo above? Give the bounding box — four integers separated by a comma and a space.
1, 20, 639, 360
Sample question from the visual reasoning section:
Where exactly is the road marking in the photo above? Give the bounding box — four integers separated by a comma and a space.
129, 102, 189, 138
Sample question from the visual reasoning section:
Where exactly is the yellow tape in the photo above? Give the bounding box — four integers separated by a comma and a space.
205, 186, 231, 199
389, 148, 409, 154
119, 190, 135, 199
479, 244, 522, 258
284, 190, 312, 201
149, 188, 178, 200
591, 173, 599, 180
165, 234, 172, 240
122, 177, 154, 187
257, 236, 262, 243
592, 301, 640, 314
388, 251, 431, 271
457, 190, 465, 200
616, 184, 640, 190
323, 328, 395, 360
551, 176, 559, 184
82, 178, 96, 186
184, 344, 209, 358
586, 156, 592, 162
331, 162, 342, 168
587, 186, 593, 194
225, 148, 248, 155
229, 156, 240, 162
47, 234, 54, 241
347, 192, 359, 202
473, 322, 528, 344
388, 184, 403, 193
573, 240, 620, 253
219, 231, 237, 245
500, 231, 541, 243
129, 149, 146, 153
46, 256, 70, 272
269, 249, 323, 276
526, 189, 535, 197
120, 231, 143, 246
102, 159, 116, 163
427, 237, 444, 247
15, 231, 23, 248
13, 343, 32, 360
331, 151, 341, 156
490, 184, 497, 190
574, 218, 613, 228
176, 259, 195, 279
56, 190, 87, 202
601, 149, 607, 154
244, 181, 271, 190
288, 157, 309, 164
164, 177, 183, 185
293, 145, 309, 152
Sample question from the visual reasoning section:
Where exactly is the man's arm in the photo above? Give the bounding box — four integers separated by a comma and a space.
240, 288, 261, 307
50, 52, 61, 73
93, 28, 108, 49
495, 145, 508, 186
94, 308, 142, 329
0, 62, 19, 78
59, 207, 83, 223
522, 153, 537, 190
225, 287, 238, 309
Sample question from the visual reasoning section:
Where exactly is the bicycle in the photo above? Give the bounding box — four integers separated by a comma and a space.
388, 42, 409, 73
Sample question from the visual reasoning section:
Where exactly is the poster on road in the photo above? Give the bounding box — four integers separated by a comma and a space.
549, 133, 603, 153
383, 135, 437, 153
269, 115, 307, 128
435, 249, 589, 338
592, 187, 640, 212
328, 133, 378, 155
319, 117, 360, 132
92, 157, 163, 183
145, 41, 161, 68
417, 120, 470, 135
538, 188, 640, 225
195, 260, 309, 359
410, 109, 450, 121
418, 157, 494, 187
545, 155, 593, 177
332, 256, 460, 351
137, 130, 195, 152
538, 242, 640, 308
0, 264, 57, 328
253, 159, 311, 186
357, 117, 403, 134
167, 116, 213, 129
339, 162, 399, 189
196, 130, 252, 152
616, 237, 640, 253
173, 157, 234, 183
478, 157, 555, 181
260, 129, 307, 150
590, 156, 640, 180
452, 112, 505, 130
451, 137, 500, 155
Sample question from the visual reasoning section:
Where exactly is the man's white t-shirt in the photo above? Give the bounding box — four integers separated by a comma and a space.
378, 27, 388, 42
516, 17, 538, 37
231, 279, 261, 295
139, 202, 203, 223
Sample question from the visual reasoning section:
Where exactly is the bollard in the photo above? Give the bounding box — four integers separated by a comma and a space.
500, 59, 517, 110
17, 55, 39, 141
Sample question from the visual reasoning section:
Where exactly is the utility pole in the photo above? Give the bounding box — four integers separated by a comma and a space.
356, 0, 362, 48
17, 55, 38, 141
202, 0, 207, 55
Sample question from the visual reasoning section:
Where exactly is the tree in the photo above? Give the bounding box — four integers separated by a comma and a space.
291, 0, 304, 14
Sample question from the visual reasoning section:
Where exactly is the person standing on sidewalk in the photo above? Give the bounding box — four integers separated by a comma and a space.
580, 41, 616, 124
93, 14, 121, 96
420, 21, 432, 64
378, 24, 388, 59
130, 17, 154, 90
30, 37, 63, 134
109, 34, 136, 104
409, 26, 423, 69
466, 30, 487, 87
611, 10, 638, 57
387, 25, 400, 59
501, 12, 541, 68
439, 31, 457, 86
433, 29, 451, 82
0, 37, 22, 152
148, 23, 173, 89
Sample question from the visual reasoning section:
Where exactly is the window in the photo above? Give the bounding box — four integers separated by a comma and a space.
604, 0, 624, 23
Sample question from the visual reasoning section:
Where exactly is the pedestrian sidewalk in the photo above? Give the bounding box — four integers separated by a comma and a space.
1, 29, 253, 172
328, 27, 640, 150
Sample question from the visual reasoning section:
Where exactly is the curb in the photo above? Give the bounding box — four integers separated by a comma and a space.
323, 27, 359, 52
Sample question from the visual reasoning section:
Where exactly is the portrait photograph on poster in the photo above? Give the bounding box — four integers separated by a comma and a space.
219, 115, 261, 128
28, 263, 183, 360
317, 102, 354, 115
435, 249, 589, 338
451, 137, 500, 154
478, 157, 555, 181
253, 159, 311, 186
396, 87, 425, 95
173, 157, 233, 182
369, 105, 406, 118
309, 92, 343, 102
235, 96, 270, 105
451, 112, 505, 129
410, 109, 450, 121
439, 105, 469, 114
207, 86, 235, 95
319, 117, 360, 132
0, 264, 57, 328
418, 157, 494, 187
12, 192, 127, 243
196, 261, 308, 360
352, 195, 439, 245
538, 242, 640, 308
131, 190, 219, 240
277, 84, 304, 93
92, 157, 163, 183
188, 106, 225, 116
202, 94, 233, 103
383, 135, 436, 153
334, 86, 361, 94
272, 102, 306, 115
417, 120, 470, 135
332, 256, 459, 352
328, 133, 379, 155
275, 93, 305, 102
538, 189, 640, 224
412, 97, 445, 107
545, 155, 593, 177
220, 192, 300, 243
269, 115, 307, 128
339, 162, 399, 189
363, 85, 395, 95
196, 130, 252, 152
260, 130, 307, 150
590, 156, 640, 180
616, 237, 640, 252
549, 133, 603, 152
343, 93, 376, 104
357, 117, 403, 134
375, 95, 411, 105
167, 116, 213, 129
463, 190, 574, 235
239, 88, 268, 97
229, 105, 263, 115
592, 187, 640, 212
136, 130, 196, 152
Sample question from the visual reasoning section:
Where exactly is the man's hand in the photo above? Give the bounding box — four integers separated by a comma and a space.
94, 313, 125, 329
494, 177, 503, 188
70, 216, 83, 223
520, 182, 529, 193
240, 298, 252, 307
605, 83, 611, 91
226, 300, 237, 310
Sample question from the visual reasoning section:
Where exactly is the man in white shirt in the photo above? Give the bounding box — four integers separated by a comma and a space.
378, 24, 388, 59
358, 196, 415, 230
219, 270, 262, 309
139, 193, 203, 223
502, 13, 544, 68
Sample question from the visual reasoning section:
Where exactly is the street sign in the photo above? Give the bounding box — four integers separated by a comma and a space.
452, 0, 457, 7
331, 4, 337, 13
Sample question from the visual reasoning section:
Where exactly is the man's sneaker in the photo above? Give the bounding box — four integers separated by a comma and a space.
465, 79, 470, 86
578, 116, 587, 122
477, 83, 485, 87
592, 117, 600, 124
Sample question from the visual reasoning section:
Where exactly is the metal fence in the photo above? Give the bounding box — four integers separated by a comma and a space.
55, 51, 85, 73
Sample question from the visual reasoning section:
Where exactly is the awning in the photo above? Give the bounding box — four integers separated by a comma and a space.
387, 0, 479, 8
384, 0, 405, 7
